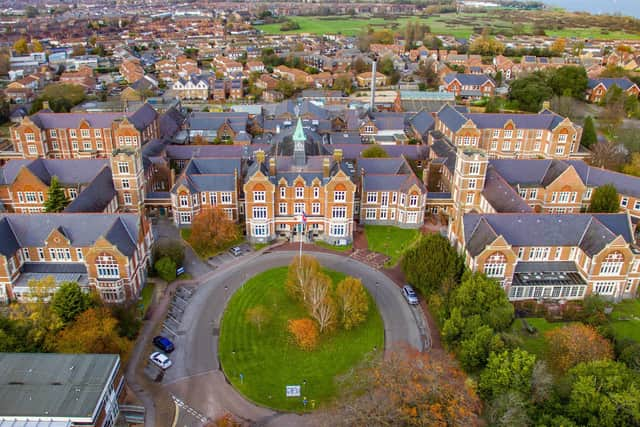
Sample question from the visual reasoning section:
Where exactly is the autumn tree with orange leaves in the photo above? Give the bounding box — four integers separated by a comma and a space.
288, 318, 319, 351
55, 307, 131, 355
189, 206, 240, 257
323, 348, 481, 426
545, 323, 613, 374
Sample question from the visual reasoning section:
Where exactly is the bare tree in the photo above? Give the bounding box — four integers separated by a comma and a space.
590, 140, 626, 170
286, 255, 320, 303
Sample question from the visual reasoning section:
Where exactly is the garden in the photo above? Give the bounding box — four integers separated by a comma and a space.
218, 257, 383, 411
364, 225, 420, 266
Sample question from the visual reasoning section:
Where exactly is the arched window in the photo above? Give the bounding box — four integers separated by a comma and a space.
96, 254, 120, 279
600, 252, 624, 275
484, 252, 507, 278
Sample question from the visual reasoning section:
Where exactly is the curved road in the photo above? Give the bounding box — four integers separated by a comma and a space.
161, 250, 424, 424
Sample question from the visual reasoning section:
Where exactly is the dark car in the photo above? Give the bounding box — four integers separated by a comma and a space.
152, 335, 175, 353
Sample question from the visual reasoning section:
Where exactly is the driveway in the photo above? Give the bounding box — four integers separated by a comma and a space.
160, 250, 423, 424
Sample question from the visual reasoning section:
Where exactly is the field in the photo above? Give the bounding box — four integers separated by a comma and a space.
218, 267, 383, 411
610, 299, 640, 342
256, 12, 640, 40
510, 318, 573, 358
364, 225, 420, 266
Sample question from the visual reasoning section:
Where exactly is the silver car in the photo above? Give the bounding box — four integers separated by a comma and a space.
149, 351, 172, 370
402, 285, 419, 305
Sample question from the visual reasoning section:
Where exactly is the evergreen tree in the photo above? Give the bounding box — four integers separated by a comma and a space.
581, 116, 597, 148
44, 176, 70, 212
589, 184, 619, 213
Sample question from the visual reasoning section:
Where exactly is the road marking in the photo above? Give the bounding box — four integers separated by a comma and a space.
171, 394, 208, 424
171, 401, 180, 427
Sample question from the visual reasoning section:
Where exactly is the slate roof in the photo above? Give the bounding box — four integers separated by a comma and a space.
482, 166, 533, 213
165, 144, 269, 159
0, 159, 109, 186
0, 213, 141, 257
64, 166, 116, 213
326, 144, 426, 161
462, 213, 632, 257
30, 103, 157, 131
408, 110, 435, 136
587, 77, 637, 91
358, 156, 425, 192
566, 160, 640, 199
172, 157, 241, 194
436, 104, 567, 133
443, 72, 494, 86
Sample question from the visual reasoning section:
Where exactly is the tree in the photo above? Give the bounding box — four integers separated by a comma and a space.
581, 116, 597, 148
550, 38, 566, 55
326, 348, 481, 426
547, 66, 588, 98
288, 318, 318, 351
360, 145, 388, 158
154, 256, 176, 282
332, 75, 354, 95
189, 206, 240, 257
469, 31, 505, 56
401, 233, 464, 297
508, 73, 553, 112
545, 323, 613, 373
485, 391, 532, 427
43, 176, 71, 212
153, 240, 184, 265
589, 140, 626, 170
31, 84, 86, 113
276, 79, 296, 98
415, 59, 439, 89
245, 305, 270, 332
352, 57, 370, 74
286, 255, 320, 303
531, 361, 554, 404
335, 277, 369, 330
306, 272, 336, 333
485, 97, 502, 113
13, 38, 29, 55
55, 307, 131, 354
622, 152, 640, 177
588, 184, 620, 213
25, 5, 38, 18
600, 85, 626, 132
565, 360, 640, 427
31, 40, 43, 53
457, 324, 505, 371
51, 282, 91, 324
479, 349, 536, 399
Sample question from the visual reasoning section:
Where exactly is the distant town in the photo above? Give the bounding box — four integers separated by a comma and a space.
1, 1, 640, 426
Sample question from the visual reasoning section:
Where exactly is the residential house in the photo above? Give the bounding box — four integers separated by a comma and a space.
586, 77, 640, 103
172, 75, 210, 100
441, 73, 495, 98
356, 72, 387, 88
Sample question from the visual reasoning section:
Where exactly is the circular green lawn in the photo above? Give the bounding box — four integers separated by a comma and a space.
218, 266, 384, 411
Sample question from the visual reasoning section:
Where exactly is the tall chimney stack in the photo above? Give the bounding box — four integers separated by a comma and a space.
323, 158, 331, 178
333, 148, 343, 164
370, 57, 377, 113
269, 157, 276, 176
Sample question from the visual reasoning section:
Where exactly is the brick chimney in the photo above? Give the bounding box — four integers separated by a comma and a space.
269, 157, 276, 176
333, 148, 343, 164
323, 157, 331, 178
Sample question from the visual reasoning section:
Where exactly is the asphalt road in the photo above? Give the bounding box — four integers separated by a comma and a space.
161, 250, 424, 424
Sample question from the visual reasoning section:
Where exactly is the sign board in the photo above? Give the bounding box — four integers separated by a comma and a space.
176, 266, 185, 276
285, 385, 301, 397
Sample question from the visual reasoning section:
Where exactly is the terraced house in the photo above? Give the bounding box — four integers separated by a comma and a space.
434, 105, 583, 159
11, 103, 159, 159
0, 213, 153, 303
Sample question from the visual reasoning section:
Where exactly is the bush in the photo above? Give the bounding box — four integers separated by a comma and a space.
288, 318, 319, 351
154, 256, 177, 282
111, 303, 143, 339
154, 240, 185, 265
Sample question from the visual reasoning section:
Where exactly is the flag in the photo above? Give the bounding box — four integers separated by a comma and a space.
301, 211, 307, 223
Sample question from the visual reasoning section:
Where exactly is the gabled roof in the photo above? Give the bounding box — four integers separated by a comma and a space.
0, 159, 110, 186
0, 213, 141, 257
64, 166, 117, 213
482, 167, 533, 213
463, 213, 633, 258
587, 77, 637, 91
443, 72, 494, 86
566, 160, 640, 199
29, 103, 157, 131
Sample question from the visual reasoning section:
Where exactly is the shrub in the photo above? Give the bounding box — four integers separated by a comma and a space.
288, 318, 319, 351
154, 256, 177, 282
153, 240, 185, 265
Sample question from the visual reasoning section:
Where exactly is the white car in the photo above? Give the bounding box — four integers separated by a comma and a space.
402, 285, 419, 305
149, 351, 172, 370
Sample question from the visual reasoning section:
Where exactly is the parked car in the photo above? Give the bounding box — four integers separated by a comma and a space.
229, 246, 243, 257
149, 352, 172, 370
152, 335, 175, 353
402, 285, 419, 305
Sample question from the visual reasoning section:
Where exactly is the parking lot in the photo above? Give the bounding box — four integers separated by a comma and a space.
161, 286, 195, 339
206, 243, 252, 269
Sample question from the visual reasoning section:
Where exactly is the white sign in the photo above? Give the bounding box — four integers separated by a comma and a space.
285, 385, 301, 397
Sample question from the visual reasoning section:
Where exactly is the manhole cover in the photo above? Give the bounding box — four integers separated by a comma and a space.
212, 328, 220, 336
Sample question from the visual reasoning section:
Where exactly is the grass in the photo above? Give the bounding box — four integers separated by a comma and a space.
255, 13, 640, 40
219, 267, 383, 411
253, 243, 269, 251
314, 240, 353, 252
510, 318, 572, 358
180, 228, 191, 242
610, 299, 640, 342
139, 282, 154, 316
364, 225, 420, 266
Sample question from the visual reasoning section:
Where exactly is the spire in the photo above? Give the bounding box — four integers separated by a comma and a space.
293, 117, 305, 145
293, 117, 306, 167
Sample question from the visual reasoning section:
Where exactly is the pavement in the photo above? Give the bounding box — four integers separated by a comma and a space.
158, 250, 424, 425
